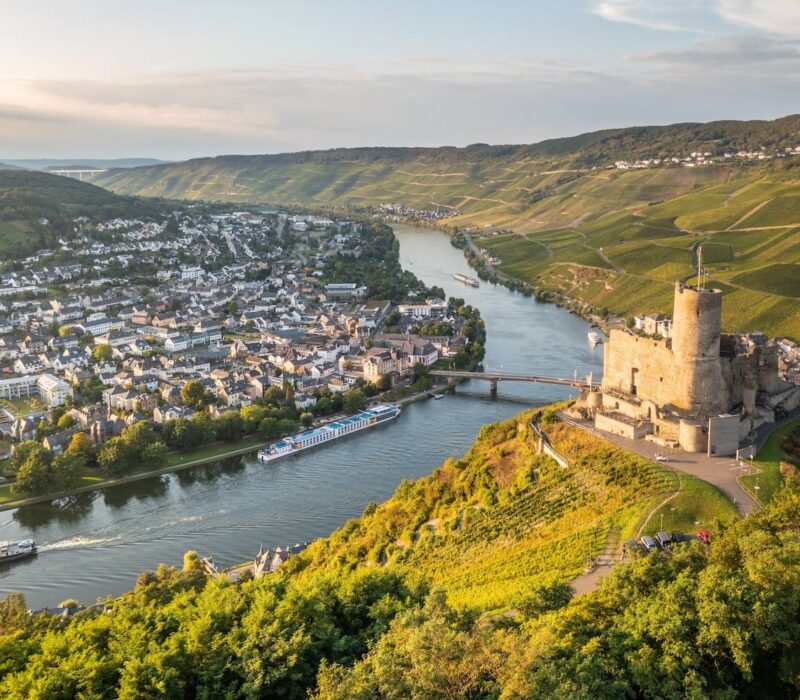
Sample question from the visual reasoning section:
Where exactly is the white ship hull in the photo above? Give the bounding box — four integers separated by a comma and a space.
453, 273, 479, 287
258, 404, 401, 463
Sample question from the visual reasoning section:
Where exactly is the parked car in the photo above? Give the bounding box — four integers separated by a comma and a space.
697, 530, 711, 545
655, 454, 670, 462
655, 531, 672, 549
670, 531, 689, 543
640, 535, 658, 553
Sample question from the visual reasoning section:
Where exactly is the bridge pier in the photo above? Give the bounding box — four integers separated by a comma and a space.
490, 379, 498, 398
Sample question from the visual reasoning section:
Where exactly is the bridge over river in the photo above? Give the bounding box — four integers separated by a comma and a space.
430, 370, 598, 397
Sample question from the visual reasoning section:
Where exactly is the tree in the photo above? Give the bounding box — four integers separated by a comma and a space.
412, 363, 430, 380
240, 404, 267, 433
517, 580, 574, 618
215, 412, 243, 442
13, 446, 83, 495
9, 441, 42, 473
300, 412, 314, 428
67, 432, 95, 462
264, 386, 284, 406
258, 417, 282, 439
451, 351, 471, 370
121, 421, 158, 453
51, 451, 84, 490
49, 406, 66, 424
376, 374, 392, 392
92, 344, 114, 362
56, 413, 75, 430
97, 437, 133, 475
180, 380, 207, 409
343, 388, 367, 413
140, 441, 168, 469
12, 446, 53, 495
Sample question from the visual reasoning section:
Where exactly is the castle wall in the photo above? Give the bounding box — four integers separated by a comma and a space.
601, 331, 676, 412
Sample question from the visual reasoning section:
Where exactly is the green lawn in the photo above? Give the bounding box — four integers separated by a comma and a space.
161, 435, 264, 468
0, 397, 44, 418
741, 415, 800, 504
643, 473, 739, 536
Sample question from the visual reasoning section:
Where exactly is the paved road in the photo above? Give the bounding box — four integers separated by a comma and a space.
561, 415, 760, 515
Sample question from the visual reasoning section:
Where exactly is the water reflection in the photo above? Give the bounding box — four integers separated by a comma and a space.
12, 492, 97, 530
102, 476, 170, 510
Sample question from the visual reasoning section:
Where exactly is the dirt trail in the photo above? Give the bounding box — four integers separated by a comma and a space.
726, 198, 773, 230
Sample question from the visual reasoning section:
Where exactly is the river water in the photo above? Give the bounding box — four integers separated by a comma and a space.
0, 225, 603, 609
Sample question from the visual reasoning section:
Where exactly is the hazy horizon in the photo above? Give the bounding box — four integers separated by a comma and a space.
2, 0, 799, 160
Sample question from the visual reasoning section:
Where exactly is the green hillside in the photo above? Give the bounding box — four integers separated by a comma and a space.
296, 411, 736, 611
89, 115, 800, 337
0, 170, 169, 259
6, 407, 800, 698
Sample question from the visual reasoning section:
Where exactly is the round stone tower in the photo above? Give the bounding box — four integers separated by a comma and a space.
670, 282, 725, 416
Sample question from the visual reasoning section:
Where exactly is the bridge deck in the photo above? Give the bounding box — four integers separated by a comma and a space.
429, 369, 598, 389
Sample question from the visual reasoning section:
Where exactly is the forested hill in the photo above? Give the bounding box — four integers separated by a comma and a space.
90, 114, 800, 203
0, 170, 169, 258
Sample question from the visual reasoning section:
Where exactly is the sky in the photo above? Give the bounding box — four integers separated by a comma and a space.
1, 0, 799, 160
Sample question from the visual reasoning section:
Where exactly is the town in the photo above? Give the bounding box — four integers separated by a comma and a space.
611, 144, 800, 170
0, 209, 484, 498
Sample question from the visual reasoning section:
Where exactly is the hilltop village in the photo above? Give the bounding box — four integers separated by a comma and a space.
0, 210, 483, 493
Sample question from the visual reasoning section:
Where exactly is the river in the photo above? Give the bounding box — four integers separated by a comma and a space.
0, 225, 603, 609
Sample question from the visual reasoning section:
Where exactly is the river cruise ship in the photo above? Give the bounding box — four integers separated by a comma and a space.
453, 272, 479, 287
257, 404, 401, 462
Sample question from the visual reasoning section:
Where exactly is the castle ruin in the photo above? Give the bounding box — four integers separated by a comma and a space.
577, 282, 799, 455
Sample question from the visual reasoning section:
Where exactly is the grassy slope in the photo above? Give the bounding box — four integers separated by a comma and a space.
295, 410, 738, 611
741, 415, 800, 504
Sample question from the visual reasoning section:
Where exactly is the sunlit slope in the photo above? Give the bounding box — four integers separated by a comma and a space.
294, 411, 738, 611
475, 163, 800, 337
92, 152, 736, 232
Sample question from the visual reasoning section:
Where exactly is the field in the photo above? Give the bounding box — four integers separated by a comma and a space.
301, 411, 738, 611
733, 264, 800, 297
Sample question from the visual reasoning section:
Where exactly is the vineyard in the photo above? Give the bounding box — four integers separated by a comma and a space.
297, 408, 737, 610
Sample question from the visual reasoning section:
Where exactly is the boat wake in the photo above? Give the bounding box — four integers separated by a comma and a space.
40, 535, 122, 551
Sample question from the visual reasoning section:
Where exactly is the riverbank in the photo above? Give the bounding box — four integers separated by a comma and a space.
0, 383, 457, 512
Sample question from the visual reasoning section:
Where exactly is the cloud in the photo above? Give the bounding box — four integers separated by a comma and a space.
592, 1, 710, 32
630, 35, 800, 74
0, 54, 797, 159
717, 0, 800, 37
594, 0, 800, 37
